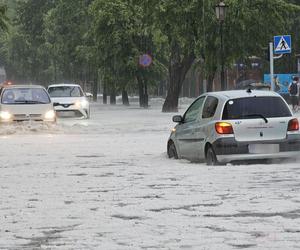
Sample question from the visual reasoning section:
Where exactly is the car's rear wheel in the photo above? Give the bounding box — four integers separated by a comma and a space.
168, 141, 178, 159
206, 146, 219, 166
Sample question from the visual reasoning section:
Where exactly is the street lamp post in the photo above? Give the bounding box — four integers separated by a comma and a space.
215, 1, 227, 91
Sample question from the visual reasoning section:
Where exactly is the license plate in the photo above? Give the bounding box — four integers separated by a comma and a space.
248, 144, 279, 154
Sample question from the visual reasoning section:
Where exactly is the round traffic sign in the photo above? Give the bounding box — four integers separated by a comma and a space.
139, 54, 152, 67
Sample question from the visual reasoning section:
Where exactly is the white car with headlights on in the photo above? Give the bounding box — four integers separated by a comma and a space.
47, 84, 90, 119
0, 85, 56, 123
167, 89, 300, 165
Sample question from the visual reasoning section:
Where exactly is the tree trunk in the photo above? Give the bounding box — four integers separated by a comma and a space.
162, 53, 195, 112
103, 82, 107, 104
54, 58, 57, 84
110, 86, 116, 105
92, 75, 98, 102
206, 68, 216, 92
137, 76, 144, 107
144, 84, 148, 108
122, 89, 129, 106
137, 75, 148, 108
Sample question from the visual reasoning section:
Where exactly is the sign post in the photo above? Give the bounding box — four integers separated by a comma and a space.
269, 35, 292, 91
270, 42, 274, 91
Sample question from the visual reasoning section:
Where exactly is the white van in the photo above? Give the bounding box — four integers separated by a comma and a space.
0, 84, 56, 123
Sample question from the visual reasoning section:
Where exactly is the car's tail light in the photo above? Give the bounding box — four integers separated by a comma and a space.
288, 118, 299, 131
215, 122, 234, 134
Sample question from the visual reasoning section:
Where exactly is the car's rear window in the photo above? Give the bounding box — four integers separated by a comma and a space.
222, 96, 292, 120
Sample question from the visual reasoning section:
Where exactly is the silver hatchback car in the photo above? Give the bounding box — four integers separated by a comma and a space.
167, 90, 300, 165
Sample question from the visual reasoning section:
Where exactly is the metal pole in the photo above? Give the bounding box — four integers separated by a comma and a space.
269, 42, 274, 91
220, 21, 225, 90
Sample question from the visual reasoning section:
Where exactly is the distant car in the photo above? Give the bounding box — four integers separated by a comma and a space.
47, 84, 90, 119
235, 80, 271, 91
167, 90, 300, 165
0, 85, 56, 123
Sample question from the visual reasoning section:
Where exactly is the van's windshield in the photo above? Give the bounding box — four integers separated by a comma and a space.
1, 88, 51, 104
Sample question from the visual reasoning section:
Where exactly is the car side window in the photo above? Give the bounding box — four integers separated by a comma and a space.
202, 96, 219, 119
184, 97, 205, 123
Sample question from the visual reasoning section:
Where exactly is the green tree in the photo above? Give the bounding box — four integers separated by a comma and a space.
151, 0, 201, 112
43, 0, 97, 92
0, 2, 12, 70
0, 3, 8, 31
1, 0, 54, 83
152, 0, 300, 112
90, 0, 166, 107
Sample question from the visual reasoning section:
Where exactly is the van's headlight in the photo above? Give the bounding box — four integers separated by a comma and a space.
0, 111, 12, 121
75, 100, 89, 108
45, 110, 56, 120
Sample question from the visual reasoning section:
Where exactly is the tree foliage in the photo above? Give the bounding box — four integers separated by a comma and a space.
90, 0, 166, 106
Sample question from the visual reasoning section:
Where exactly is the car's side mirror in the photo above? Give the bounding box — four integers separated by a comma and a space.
173, 115, 183, 123
53, 102, 60, 107
85, 92, 93, 98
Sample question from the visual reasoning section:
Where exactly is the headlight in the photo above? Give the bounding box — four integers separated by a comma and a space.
81, 100, 89, 108
75, 101, 81, 108
0, 111, 12, 121
45, 110, 56, 120
75, 100, 89, 108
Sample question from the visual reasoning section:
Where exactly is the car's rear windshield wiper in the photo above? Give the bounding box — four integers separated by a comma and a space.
241, 114, 268, 123
14, 100, 48, 104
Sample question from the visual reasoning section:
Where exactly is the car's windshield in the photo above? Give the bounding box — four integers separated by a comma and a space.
48, 86, 84, 98
222, 96, 292, 120
1, 88, 50, 104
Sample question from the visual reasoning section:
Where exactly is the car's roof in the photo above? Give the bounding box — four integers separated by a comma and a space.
48, 83, 80, 88
2, 84, 46, 89
206, 90, 280, 100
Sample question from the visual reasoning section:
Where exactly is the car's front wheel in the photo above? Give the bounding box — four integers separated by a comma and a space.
168, 141, 178, 159
85, 108, 90, 119
206, 146, 219, 166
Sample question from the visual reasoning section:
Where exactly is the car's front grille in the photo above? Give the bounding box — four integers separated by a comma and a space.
56, 110, 83, 118
14, 114, 27, 119
13, 114, 43, 121
29, 114, 42, 118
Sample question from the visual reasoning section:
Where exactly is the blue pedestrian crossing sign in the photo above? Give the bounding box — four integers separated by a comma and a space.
274, 35, 291, 54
